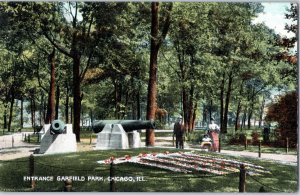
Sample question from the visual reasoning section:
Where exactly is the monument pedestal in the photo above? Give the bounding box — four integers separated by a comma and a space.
128, 131, 141, 148
39, 124, 77, 154
95, 124, 142, 150
95, 124, 129, 150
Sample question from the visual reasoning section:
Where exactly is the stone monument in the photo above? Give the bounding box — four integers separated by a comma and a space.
95, 124, 129, 149
127, 131, 141, 148
93, 120, 155, 150
39, 120, 77, 154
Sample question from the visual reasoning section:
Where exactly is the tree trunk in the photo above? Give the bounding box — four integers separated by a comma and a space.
55, 85, 60, 119
241, 110, 247, 131
31, 97, 36, 128
3, 103, 7, 129
209, 99, 212, 122
223, 72, 233, 134
235, 102, 242, 132
45, 48, 56, 124
137, 88, 141, 120
258, 97, 265, 128
182, 89, 189, 132
191, 102, 197, 130
8, 92, 15, 132
70, 106, 73, 124
146, 2, 160, 146
65, 85, 69, 123
73, 54, 81, 142
188, 85, 194, 132
219, 73, 225, 132
20, 97, 24, 128
90, 109, 94, 126
247, 105, 254, 129
234, 81, 244, 132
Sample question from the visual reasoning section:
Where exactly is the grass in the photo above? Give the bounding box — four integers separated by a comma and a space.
221, 144, 297, 155
0, 148, 297, 192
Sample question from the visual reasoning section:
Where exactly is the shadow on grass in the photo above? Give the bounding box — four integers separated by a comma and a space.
0, 148, 297, 192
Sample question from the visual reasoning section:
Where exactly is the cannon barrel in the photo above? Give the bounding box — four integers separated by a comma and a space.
92, 120, 155, 133
50, 120, 66, 134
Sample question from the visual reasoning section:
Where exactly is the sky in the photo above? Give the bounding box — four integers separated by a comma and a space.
253, 3, 295, 38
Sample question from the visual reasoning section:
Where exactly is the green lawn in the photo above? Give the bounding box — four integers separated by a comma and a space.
221, 144, 297, 155
0, 148, 297, 192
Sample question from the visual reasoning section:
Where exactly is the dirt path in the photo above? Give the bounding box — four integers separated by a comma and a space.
0, 132, 38, 160
1, 133, 297, 166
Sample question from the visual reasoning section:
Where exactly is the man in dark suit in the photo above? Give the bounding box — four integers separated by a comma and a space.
173, 117, 185, 149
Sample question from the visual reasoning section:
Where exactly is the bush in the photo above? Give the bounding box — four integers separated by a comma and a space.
186, 131, 203, 144
265, 91, 297, 148
251, 131, 260, 146
227, 133, 246, 145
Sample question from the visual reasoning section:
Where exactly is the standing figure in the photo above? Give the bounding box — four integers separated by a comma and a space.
208, 118, 220, 152
173, 117, 185, 149
263, 124, 270, 143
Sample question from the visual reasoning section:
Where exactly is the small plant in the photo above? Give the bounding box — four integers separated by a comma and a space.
251, 131, 260, 146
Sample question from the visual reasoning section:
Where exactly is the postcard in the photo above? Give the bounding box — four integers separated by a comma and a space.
0, 1, 297, 193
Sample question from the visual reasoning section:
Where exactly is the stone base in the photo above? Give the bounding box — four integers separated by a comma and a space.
95, 124, 129, 150
128, 131, 141, 148
39, 124, 77, 154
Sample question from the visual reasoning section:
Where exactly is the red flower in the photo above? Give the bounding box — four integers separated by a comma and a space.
142, 153, 148, 157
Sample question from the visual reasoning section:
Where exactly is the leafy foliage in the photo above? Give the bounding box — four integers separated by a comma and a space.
265, 91, 297, 147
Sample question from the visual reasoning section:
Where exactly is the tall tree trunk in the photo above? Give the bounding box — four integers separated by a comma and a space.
191, 102, 197, 130
188, 85, 194, 132
241, 110, 247, 131
8, 92, 15, 132
223, 72, 233, 134
31, 97, 36, 128
43, 99, 47, 123
70, 105, 73, 124
146, 2, 160, 146
182, 89, 189, 131
90, 109, 94, 126
55, 85, 60, 119
20, 97, 24, 128
146, 2, 172, 146
235, 102, 242, 132
73, 54, 81, 142
45, 48, 56, 124
234, 81, 244, 132
137, 88, 141, 120
65, 85, 69, 123
247, 103, 254, 129
202, 104, 206, 126
39, 98, 42, 126
219, 73, 225, 132
39, 92, 44, 126
258, 97, 265, 128
3, 103, 7, 129
209, 99, 212, 122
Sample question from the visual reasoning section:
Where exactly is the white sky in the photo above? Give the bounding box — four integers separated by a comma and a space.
253, 3, 295, 38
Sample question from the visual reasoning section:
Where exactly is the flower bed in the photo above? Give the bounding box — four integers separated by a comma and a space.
97, 152, 269, 175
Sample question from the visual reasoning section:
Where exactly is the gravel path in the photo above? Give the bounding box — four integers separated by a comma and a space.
0, 132, 38, 160
0, 133, 298, 166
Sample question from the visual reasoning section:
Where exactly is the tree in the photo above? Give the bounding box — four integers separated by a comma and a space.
146, 2, 172, 146
265, 91, 297, 147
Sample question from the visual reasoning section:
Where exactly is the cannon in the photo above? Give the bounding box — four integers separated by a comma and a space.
50, 120, 66, 134
92, 120, 156, 133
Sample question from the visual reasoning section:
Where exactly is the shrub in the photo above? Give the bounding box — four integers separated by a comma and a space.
265, 91, 297, 148
251, 131, 260, 146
